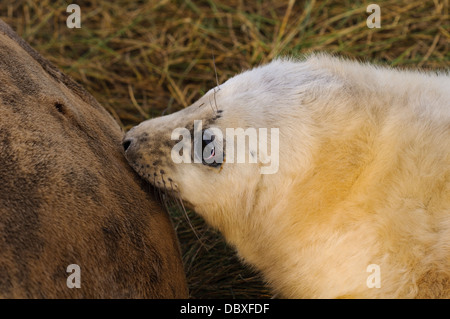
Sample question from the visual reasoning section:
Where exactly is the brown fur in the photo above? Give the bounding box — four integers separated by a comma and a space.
0, 19, 188, 298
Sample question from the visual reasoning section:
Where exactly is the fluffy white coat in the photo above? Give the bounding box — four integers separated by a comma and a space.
124, 54, 450, 298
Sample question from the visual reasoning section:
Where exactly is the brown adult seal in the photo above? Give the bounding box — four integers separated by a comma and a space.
0, 19, 188, 298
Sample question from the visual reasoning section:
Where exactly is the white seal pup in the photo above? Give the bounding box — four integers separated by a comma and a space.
123, 54, 450, 298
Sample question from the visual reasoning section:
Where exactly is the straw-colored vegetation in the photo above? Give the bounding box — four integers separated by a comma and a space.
2, 0, 448, 298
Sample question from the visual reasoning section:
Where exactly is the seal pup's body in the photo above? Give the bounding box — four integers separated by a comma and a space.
124, 54, 450, 298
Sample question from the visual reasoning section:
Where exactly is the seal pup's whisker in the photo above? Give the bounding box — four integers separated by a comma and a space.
153, 172, 158, 199
175, 191, 208, 249
213, 88, 219, 114
156, 181, 164, 205
212, 53, 220, 113
208, 94, 216, 115
160, 174, 173, 212
166, 180, 179, 210
212, 54, 220, 89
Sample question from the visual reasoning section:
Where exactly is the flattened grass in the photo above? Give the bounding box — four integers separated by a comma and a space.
3, 0, 448, 298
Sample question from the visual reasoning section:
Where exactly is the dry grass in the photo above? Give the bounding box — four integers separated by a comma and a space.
2, 0, 448, 298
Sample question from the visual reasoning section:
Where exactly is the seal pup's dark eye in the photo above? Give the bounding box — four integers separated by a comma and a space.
201, 129, 222, 168
204, 144, 215, 160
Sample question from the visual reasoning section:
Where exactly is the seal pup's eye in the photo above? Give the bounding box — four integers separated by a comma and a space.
201, 129, 222, 168
204, 145, 215, 161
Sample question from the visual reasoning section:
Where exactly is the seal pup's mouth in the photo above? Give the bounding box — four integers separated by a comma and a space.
122, 135, 203, 243
125, 152, 179, 209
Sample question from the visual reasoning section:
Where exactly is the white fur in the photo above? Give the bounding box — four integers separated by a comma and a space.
125, 54, 450, 298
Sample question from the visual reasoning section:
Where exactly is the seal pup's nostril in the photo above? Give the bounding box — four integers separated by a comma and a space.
122, 138, 133, 152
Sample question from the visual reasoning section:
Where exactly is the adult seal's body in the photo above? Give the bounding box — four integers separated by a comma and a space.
124, 54, 450, 298
0, 19, 188, 298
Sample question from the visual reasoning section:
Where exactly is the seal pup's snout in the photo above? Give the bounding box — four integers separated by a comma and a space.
122, 134, 143, 175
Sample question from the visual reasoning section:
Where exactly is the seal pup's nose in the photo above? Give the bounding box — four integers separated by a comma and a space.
122, 138, 133, 152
